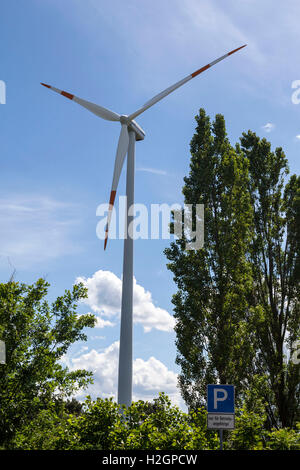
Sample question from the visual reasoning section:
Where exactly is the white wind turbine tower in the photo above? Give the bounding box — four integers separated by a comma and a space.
41, 44, 246, 408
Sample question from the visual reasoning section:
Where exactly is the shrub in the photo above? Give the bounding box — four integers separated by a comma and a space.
10, 393, 300, 450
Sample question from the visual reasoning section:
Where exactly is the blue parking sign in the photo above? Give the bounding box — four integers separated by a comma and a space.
207, 384, 235, 414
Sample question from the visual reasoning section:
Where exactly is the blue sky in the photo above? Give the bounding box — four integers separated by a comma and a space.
1, 0, 300, 408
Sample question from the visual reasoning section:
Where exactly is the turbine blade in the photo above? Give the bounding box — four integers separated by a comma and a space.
41, 83, 120, 122
104, 124, 129, 249
128, 44, 246, 121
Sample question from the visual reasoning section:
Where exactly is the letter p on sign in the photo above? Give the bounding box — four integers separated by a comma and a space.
214, 388, 228, 409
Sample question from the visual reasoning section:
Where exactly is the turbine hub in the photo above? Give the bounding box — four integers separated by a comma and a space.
120, 115, 129, 124
120, 115, 145, 141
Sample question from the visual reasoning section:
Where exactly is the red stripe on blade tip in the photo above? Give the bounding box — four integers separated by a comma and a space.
61, 91, 74, 100
191, 64, 211, 78
228, 44, 247, 56
104, 234, 108, 250
109, 190, 117, 206
191, 44, 246, 78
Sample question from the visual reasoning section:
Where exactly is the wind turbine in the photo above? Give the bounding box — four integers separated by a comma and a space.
41, 44, 246, 408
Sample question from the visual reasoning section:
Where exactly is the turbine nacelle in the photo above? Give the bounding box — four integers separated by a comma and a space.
128, 119, 145, 141
120, 115, 145, 141
119, 114, 129, 124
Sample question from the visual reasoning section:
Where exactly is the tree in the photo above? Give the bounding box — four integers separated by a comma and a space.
239, 132, 300, 427
165, 109, 300, 427
0, 278, 96, 446
165, 109, 255, 408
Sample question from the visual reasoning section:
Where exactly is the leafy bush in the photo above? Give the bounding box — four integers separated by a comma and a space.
11, 393, 300, 450
12, 393, 219, 450
265, 424, 300, 450
228, 407, 267, 450
11, 405, 79, 450
110, 394, 219, 450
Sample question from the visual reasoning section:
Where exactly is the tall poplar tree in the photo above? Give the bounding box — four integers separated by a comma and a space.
165, 109, 300, 427
240, 131, 300, 427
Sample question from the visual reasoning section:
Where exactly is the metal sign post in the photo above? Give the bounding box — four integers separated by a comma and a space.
207, 384, 235, 450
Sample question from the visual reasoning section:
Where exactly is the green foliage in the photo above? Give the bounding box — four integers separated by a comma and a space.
12, 394, 219, 450
229, 412, 300, 450
165, 110, 256, 409
0, 278, 96, 446
12, 406, 79, 450
11, 393, 300, 450
164, 108, 300, 427
71, 393, 219, 450
115, 393, 219, 450
266, 424, 300, 450
75, 396, 122, 450
228, 408, 267, 450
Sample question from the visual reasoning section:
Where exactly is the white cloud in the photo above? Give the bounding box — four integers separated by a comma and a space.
95, 317, 115, 329
76, 270, 175, 333
64, 341, 181, 405
295, 135, 300, 140
0, 195, 83, 268
133, 356, 179, 402
262, 122, 275, 133
137, 167, 167, 176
